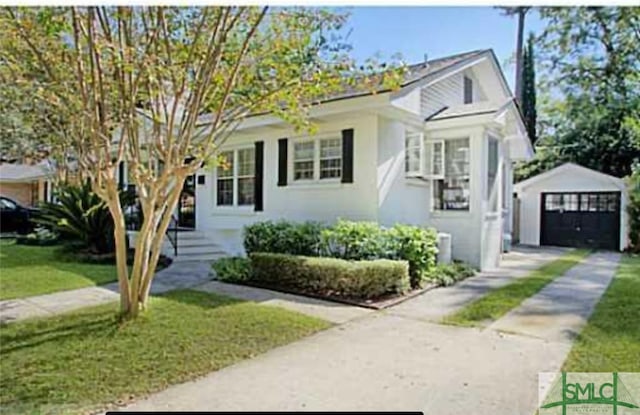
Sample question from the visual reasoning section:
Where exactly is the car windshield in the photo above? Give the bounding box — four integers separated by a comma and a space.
0, 198, 17, 210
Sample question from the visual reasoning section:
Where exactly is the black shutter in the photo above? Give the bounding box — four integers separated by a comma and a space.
254, 141, 264, 211
341, 129, 354, 183
277, 138, 288, 186
118, 162, 125, 190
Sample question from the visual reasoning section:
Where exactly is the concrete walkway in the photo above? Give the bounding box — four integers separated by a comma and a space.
389, 246, 569, 321
0, 261, 212, 323
490, 251, 620, 343
119, 249, 618, 415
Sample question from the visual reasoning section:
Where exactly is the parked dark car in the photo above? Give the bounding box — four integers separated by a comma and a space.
0, 196, 39, 234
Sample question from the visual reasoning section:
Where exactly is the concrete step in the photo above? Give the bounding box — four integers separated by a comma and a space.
176, 245, 227, 255
172, 252, 227, 263
171, 230, 209, 240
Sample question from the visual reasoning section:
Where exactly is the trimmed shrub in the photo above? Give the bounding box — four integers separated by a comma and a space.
243, 220, 325, 256
426, 261, 476, 287
249, 252, 410, 299
386, 224, 439, 288
319, 219, 388, 260
212, 257, 252, 283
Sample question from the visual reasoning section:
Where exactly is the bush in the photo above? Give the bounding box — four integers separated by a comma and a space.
15, 226, 58, 246
319, 219, 388, 260
212, 257, 252, 283
243, 219, 439, 289
243, 220, 325, 256
386, 224, 439, 288
627, 165, 640, 253
426, 261, 476, 287
36, 182, 135, 254
249, 252, 410, 299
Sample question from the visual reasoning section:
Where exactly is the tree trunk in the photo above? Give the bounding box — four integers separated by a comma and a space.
117, 174, 188, 318
515, 8, 526, 105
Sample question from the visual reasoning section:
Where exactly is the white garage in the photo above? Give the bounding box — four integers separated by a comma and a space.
514, 163, 629, 251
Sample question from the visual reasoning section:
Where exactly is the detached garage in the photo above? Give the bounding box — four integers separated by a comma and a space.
514, 163, 628, 251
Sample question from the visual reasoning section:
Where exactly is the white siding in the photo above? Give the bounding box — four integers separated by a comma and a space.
376, 116, 430, 227
421, 73, 464, 117
420, 70, 487, 118
196, 114, 380, 254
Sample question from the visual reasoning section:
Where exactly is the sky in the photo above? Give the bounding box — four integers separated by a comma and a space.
337, 7, 546, 90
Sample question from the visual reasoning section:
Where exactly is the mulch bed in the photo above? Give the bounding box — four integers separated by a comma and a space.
229, 280, 440, 310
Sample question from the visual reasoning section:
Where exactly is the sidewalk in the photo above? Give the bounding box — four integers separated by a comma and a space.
0, 261, 212, 323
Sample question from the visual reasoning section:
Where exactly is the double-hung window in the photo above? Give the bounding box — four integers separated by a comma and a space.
433, 138, 470, 211
216, 147, 255, 206
405, 131, 424, 176
292, 136, 342, 181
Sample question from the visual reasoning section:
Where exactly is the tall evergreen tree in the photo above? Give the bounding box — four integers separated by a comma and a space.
521, 32, 537, 145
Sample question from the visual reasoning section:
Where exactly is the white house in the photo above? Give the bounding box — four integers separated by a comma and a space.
514, 162, 629, 251
168, 49, 533, 270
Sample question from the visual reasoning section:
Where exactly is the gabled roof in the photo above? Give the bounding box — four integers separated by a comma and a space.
0, 163, 52, 182
319, 49, 490, 104
514, 162, 627, 192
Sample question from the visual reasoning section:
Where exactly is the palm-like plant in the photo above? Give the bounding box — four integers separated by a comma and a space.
36, 182, 134, 254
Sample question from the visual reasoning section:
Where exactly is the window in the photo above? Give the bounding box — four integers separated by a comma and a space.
433, 138, 470, 211
464, 76, 473, 104
405, 131, 424, 176
487, 138, 499, 212
430, 141, 444, 178
292, 136, 342, 181
216, 147, 255, 207
293, 141, 315, 180
237, 148, 255, 205
320, 138, 342, 179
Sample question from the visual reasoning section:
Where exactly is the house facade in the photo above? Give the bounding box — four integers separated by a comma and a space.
0, 163, 54, 207
185, 49, 533, 270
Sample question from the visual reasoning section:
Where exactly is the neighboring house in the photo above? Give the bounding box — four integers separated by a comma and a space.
0, 163, 53, 207
514, 162, 629, 251
172, 49, 533, 270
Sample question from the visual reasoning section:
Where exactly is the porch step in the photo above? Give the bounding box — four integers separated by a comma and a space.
172, 252, 227, 263
176, 244, 227, 255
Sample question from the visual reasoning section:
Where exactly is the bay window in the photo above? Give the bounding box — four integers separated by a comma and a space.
292, 136, 342, 181
433, 138, 470, 211
216, 147, 255, 207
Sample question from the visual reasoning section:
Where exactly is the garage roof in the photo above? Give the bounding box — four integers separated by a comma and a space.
514, 162, 626, 192
0, 163, 52, 182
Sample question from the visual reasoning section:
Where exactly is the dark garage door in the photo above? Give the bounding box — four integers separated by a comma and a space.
541, 192, 620, 250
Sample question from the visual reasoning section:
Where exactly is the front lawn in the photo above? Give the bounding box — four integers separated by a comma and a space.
442, 249, 590, 327
562, 254, 640, 372
0, 241, 118, 300
0, 289, 330, 414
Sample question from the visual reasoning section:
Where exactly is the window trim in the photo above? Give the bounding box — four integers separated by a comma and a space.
214, 146, 255, 208
289, 133, 343, 183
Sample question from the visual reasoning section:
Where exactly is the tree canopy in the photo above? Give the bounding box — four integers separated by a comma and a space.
0, 6, 403, 318
515, 6, 640, 181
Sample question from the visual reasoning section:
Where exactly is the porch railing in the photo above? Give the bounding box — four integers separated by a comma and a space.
125, 199, 179, 257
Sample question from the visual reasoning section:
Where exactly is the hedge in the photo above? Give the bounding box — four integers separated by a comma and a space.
249, 253, 410, 300
244, 219, 439, 289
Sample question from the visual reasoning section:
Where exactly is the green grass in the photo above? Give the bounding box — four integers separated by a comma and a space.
0, 241, 118, 300
442, 249, 590, 327
0, 289, 330, 414
562, 254, 640, 372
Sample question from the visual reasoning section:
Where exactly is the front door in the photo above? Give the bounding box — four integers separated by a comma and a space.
178, 174, 196, 228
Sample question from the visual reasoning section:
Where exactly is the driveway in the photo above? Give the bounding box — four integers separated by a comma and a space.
121, 247, 621, 415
